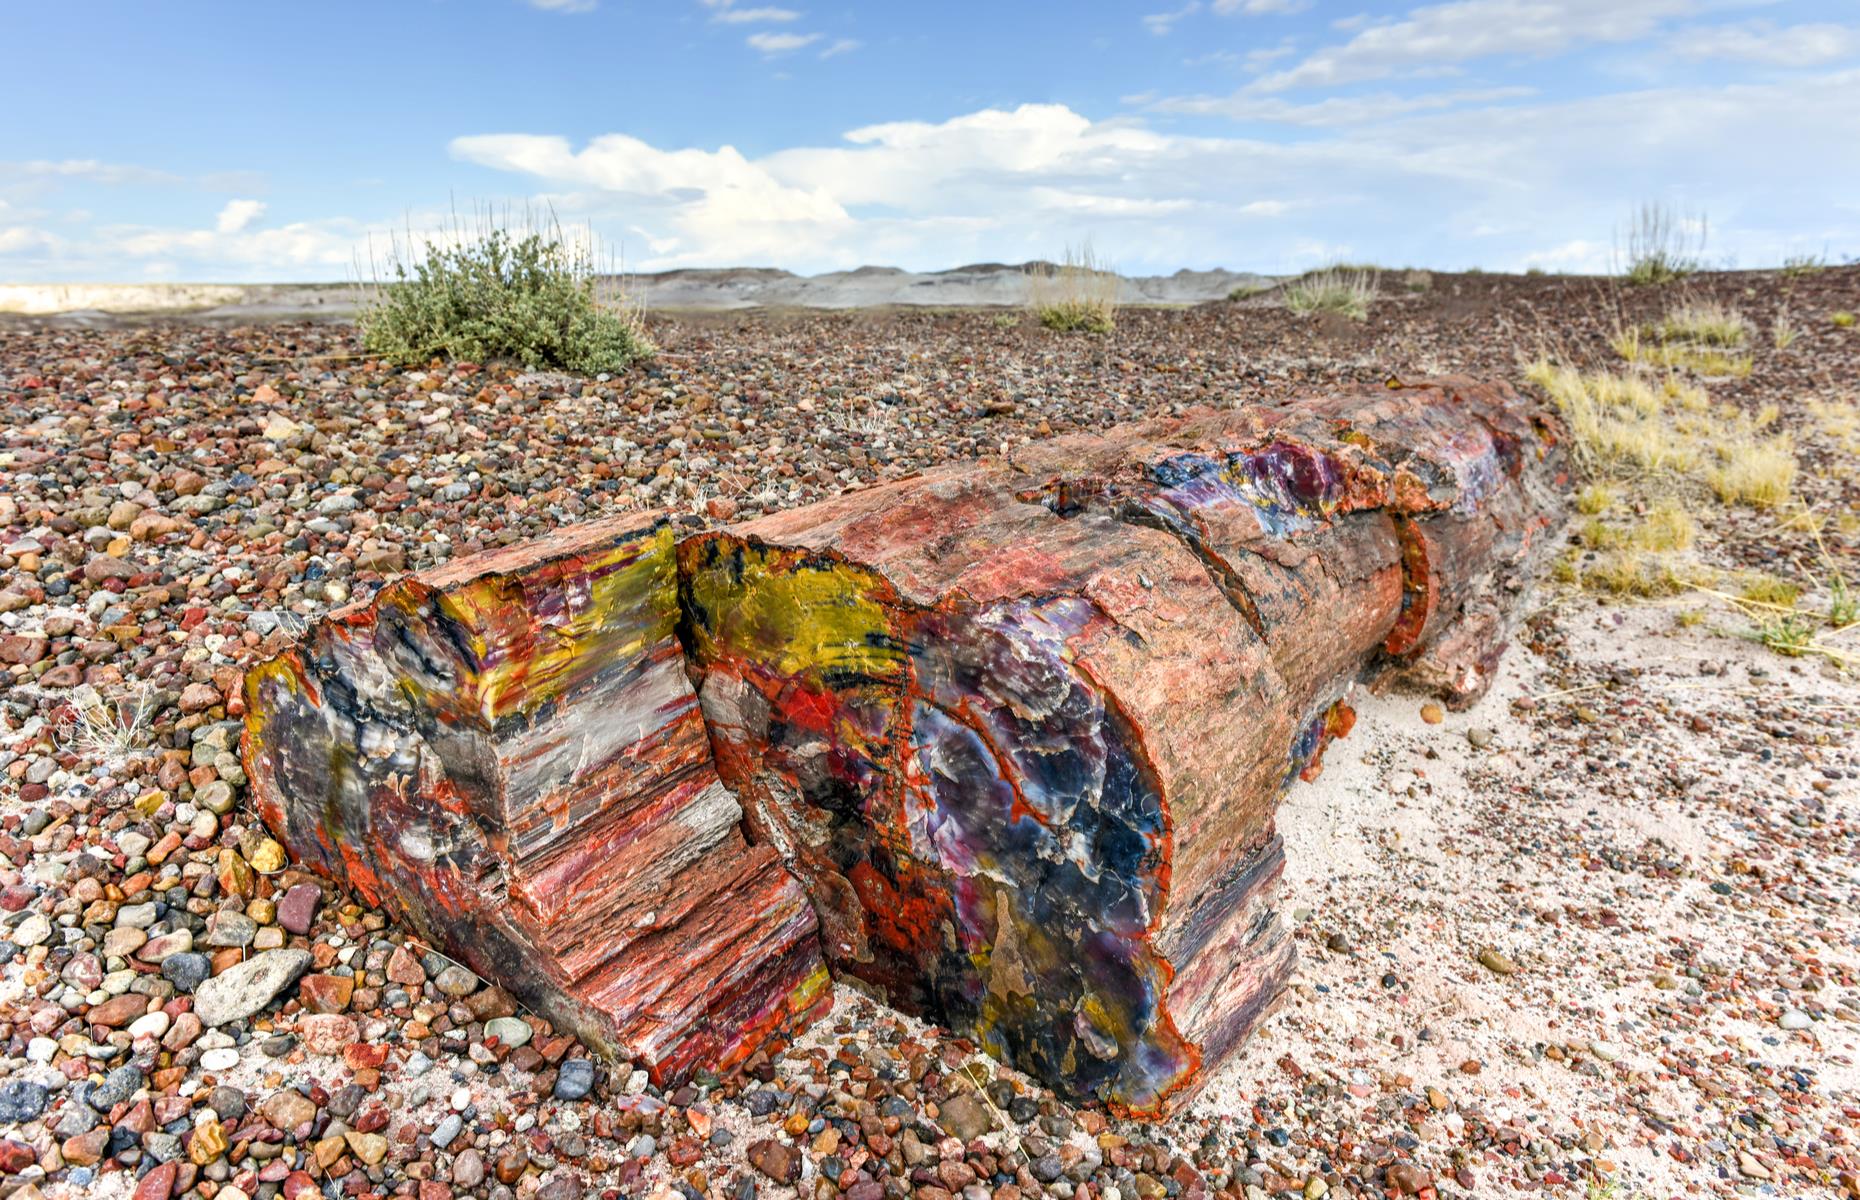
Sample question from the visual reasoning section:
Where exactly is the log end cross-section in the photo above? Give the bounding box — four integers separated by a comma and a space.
243, 377, 1564, 1113
242, 512, 832, 1085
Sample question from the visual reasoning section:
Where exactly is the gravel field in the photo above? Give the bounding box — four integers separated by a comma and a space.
0, 267, 1856, 1200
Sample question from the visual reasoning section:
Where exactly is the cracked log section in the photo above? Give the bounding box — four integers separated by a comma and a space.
241, 514, 833, 1085
244, 376, 1561, 1117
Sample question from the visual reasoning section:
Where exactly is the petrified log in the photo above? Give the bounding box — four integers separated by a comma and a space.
676, 377, 1559, 1115
244, 377, 1561, 1113
242, 512, 832, 1084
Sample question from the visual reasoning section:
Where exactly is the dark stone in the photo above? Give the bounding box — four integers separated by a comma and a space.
161, 952, 212, 993
553, 1059, 595, 1101
0, 1080, 48, 1123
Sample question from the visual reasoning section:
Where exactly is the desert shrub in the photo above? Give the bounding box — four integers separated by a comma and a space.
1619, 202, 1705, 285
1284, 267, 1376, 320
361, 214, 651, 373
1027, 243, 1120, 334
1834, 311, 1857, 328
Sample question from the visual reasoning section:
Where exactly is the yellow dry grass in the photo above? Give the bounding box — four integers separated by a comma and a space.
1526, 359, 1794, 509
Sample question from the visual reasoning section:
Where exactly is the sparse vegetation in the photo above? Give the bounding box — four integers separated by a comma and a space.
1834, 310, 1856, 329
1574, 483, 1615, 514
1707, 435, 1796, 506
1772, 310, 1800, 350
1527, 353, 1798, 607
1619, 201, 1706, 285
1027, 242, 1120, 334
361, 211, 652, 373
1739, 573, 1803, 608
1613, 299, 1755, 376
1780, 253, 1826, 276
1658, 300, 1748, 346
1283, 267, 1376, 320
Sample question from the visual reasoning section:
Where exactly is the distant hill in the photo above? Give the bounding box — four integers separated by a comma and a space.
0, 263, 1276, 323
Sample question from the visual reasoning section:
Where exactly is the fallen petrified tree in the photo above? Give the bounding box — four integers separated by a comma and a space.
244, 377, 1562, 1116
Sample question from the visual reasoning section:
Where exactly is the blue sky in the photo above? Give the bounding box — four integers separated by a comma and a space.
4, 0, 1858, 280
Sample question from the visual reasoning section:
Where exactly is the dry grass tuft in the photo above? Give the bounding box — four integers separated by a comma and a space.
1027, 243, 1121, 335
1574, 483, 1615, 515
1706, 436, 1796, 507
1658, 300, 1749, 346
1526, 359, 1794, 508
1284, 267, 1377, 321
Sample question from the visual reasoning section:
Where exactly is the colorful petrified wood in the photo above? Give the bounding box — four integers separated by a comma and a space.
242, 511, 832, 1084
677, 377, 1559, 1116
243, 377, 1562, 1117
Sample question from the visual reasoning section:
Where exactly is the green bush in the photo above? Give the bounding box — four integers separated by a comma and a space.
361, 218, 652, 373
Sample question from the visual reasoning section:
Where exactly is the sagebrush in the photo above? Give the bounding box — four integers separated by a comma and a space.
361, 214, 652, 373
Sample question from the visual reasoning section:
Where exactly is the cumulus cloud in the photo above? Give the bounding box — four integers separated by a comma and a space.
746, 30, 819, 54
1671, 21, 1860, 66
215, 199, 267, 234
449, 71, 1860, 274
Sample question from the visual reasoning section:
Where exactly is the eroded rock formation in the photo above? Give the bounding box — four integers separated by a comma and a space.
243, 377, 1562, 1116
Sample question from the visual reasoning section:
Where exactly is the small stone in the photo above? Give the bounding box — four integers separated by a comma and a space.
1589, 1039, 1622, 1062
1419, 702, 1445, 725
0, 1080, 49, 1123
1779, 1009, 1812, 1030
192, 949, 312, 1026
1477, 948, 1517, 976
301, 1013, 361, 1054
935, 1091, 993, 1141
748, 1139, 801, 1184
485, 1016, 532, 1048
200, 1048, 241, 1072
162, 952, 212, 993
345, 1131, 389, 1166
434, 964, 479, 997
298, 973, 354, 1013
248, 838, 286, 874
276, 883, 322, 934
553, 1059, 595, 1101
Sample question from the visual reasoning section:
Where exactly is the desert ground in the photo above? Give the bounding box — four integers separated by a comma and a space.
0, 266, 1856, 1200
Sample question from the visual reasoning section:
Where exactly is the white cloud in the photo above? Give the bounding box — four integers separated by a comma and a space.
525, 0, 597, 12
449, 71, 1860, 275
1148, 86, 1534, 124
1671, 21, 1860, 66
11, 159, 183, 186
1212, 0, 1310, 13
1252, 0, 1697, 91
215, 199, 267, 234
746, 30, 819, 54
711, 5, 800, 22
819, 38, 860, 59
1143, 3, 1200, 36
